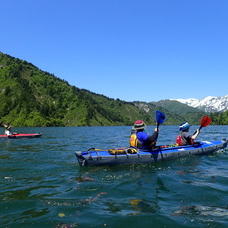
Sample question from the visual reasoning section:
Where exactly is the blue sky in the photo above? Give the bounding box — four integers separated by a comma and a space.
1, 0, 227, 102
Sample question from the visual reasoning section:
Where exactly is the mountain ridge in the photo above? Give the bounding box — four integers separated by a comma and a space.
0, 52, 227, 126
0, 52, 184, 126
171, 95, 228, 112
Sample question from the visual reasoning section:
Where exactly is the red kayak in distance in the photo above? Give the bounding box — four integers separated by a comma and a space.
0, 133, 42, 139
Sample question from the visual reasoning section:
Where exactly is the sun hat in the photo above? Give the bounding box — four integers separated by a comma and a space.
132, 120, 147, 130
179, 122, 191, 131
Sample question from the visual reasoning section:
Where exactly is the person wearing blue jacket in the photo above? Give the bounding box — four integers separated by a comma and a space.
129, 120, 159, 149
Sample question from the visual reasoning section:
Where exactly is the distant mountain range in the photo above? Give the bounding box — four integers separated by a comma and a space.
171, 95, 228, 112
0, 52, 227, 126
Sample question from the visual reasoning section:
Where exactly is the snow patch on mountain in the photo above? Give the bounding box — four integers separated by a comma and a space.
172, 95, 228, 112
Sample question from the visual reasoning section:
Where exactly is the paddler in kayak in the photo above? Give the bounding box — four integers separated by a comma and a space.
176, 122, 200, 146
130, 120, 159, 149
3, 124, 17, 136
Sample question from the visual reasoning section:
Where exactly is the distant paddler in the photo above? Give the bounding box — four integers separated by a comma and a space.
2, 123, 17, 136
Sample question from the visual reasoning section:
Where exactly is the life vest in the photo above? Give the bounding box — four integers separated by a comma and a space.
176, 135, 184, 146
176, 133, 194, 146
129, 133, 142, 148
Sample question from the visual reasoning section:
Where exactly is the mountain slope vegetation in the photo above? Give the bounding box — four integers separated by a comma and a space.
152, 100, 205, 124
0, 52, 162, 126
211, 110, 228, 125
0, 52, 227, 126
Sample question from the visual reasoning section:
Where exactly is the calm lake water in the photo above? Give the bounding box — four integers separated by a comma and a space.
0, 125, 227, 228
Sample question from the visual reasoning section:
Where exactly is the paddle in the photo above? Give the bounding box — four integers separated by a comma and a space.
199, 115, 212, 131
194, 115, 212, 134
156, 111, 166, 130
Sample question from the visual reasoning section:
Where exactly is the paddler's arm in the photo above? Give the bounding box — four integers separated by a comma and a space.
192, 129, 200, 140
145, 128, 159, 144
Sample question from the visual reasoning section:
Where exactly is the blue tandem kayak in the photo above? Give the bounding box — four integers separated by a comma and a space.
75, 139, 228, 166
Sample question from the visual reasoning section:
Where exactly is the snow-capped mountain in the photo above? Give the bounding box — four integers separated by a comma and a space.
172, 95, 228, 112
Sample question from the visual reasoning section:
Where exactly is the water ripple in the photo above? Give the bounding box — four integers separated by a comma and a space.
0, 126, 227, 227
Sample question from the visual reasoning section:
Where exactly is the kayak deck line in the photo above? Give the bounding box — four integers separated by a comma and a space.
75, 139, 228, 167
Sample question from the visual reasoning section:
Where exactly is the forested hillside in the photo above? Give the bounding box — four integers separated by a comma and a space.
211, 110, 228, 125
0, 52, 167, 127
152, 100, 205, 123
0, 53, 151, 126
0, 52, 227, 127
